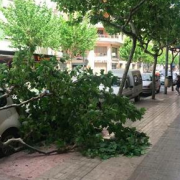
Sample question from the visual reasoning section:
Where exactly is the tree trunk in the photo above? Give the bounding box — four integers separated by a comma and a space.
164, 44, 169, 94
179, 52, 180, 75
118, 37, 137, 95
170, 57, 175, 91
152, 54, 158, 99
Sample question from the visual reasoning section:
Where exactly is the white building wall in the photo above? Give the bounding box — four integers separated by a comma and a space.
107, 45, 112, 72
87, 50, 95, 69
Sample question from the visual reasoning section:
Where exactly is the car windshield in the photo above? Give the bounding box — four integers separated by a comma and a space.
112, 77, 121, 86
142, 74, 152, 81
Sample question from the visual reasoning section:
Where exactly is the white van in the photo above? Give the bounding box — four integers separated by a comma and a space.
110, 69, 143, 101
0, 90, 20, 156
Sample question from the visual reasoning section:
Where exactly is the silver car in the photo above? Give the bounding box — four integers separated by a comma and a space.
142, 73, 161, 94
0, 90, 20, 156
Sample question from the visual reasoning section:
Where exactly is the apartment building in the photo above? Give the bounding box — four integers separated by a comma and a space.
69, 23, 124, 73
88, 23, 123, 74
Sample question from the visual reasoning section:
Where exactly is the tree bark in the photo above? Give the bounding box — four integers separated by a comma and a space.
170, 55, 174, 91
179, 52, 180, 75
118, 37, 137, 95
164, 44, 169, 94
152, 54, 158, 99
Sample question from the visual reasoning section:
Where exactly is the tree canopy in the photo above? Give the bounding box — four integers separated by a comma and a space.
0, 0, 151, 158
119, 37, 153, 64
0, 0, 63, 52
59, 15, 97, 59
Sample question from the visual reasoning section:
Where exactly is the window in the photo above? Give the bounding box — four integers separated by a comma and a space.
132, 64, 136, 69
112, 77, 130, 89
112, 47, 118, 58
112, 77, 121, 86
94, 46, 107, 56
134, 74, 142, 86
112, 63, 117, 69
97, 30, 104, 35
142, 74, 152, 81
0, 91, 7, 107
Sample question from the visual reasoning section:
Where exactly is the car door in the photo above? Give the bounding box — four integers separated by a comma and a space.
122, 78, 132, 98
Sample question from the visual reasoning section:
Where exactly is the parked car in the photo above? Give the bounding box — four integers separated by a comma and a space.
160, 72, 178, 85
110, 69, 143, 102
0, 90, 20, 156
160, 74, 165, 85
142, 73, 161, 94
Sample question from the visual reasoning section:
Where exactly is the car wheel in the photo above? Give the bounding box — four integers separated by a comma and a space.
0, 128, 19, 157
134, 95, 140, 102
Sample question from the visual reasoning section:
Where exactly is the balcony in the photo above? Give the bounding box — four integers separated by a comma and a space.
94, 56, 107, 63
97, 34, 124, 44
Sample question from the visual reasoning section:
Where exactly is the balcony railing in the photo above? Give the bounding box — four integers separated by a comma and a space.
98, 34, 120, 39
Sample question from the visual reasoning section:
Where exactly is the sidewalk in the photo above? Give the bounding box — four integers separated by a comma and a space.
0, 90, 180, 180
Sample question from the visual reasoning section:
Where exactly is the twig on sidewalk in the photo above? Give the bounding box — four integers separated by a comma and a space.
1, 138, 77, 155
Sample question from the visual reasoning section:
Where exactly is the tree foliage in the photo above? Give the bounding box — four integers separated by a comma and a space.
0, 0, 150, 159
0, 0, 63, 52
59, 15, 97, 59
54, 0, 180, 98
0, 53, 149, 159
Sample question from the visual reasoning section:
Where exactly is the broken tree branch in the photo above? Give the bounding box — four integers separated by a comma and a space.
0, 86, 15, 99
0, 91, 52, 111
1, 138, 77, 155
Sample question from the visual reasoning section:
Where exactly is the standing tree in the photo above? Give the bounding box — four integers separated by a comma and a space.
54, 0, 180, 99
0, 0, 66, 104
59, 15, 97, 69
123, 0, 180, 99
0, 0, 63, 55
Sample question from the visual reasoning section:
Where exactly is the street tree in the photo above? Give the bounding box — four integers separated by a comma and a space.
59, 15, 97, 69
133, 0, 180, 99
0, 0, 63, 55
0, 0, 66, 105
54, 0, 180, 98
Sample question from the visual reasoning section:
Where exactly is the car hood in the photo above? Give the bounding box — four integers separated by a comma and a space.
142, 81, 152, 87
99, 85, 120, 95
160, 76, 165, 81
